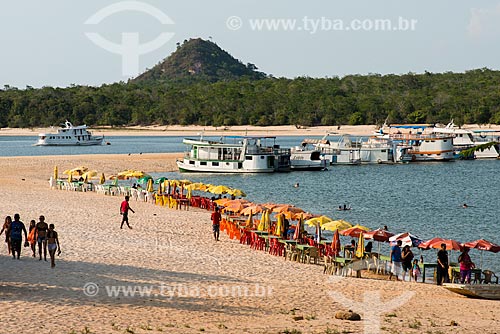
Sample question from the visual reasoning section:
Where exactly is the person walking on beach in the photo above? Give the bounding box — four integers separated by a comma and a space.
120, 196, 135, 229
0, 216, 12, 255
401, 245, 414, 282
436, 243, 449, 285
10, 213, 27, 260
389, 240, 402, 281
28, 220, 36, 257
35, 215, 49, 261
458, 247, 475, 284
412, 259, 421, 282
211, 206, 221, 241
46, 224, 61, 268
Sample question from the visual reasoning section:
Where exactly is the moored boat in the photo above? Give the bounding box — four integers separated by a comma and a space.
290, 142, 328, 171
177, 136, 291, 173
35, 121, 104, 146
443, 283, 500, 300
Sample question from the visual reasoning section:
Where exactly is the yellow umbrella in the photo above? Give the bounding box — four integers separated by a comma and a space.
99, 173, 105, 184
63, 166, 88, 177
227, 188, 247, 197
208, 185, 231, 195
246, 210, 254, 228
68, 173, 73, 183
350, 224, 370, 232
275, 213, 283, 236
240, 204, 263, 215
355, 232, 365, 258
179, 179, 192, 185
257, 210, 267, 231
81, 170, 98, 182
321, 219, 353, 232
53, 166, 58, 180
146, 178, 154, 192
305, 215, 333, 227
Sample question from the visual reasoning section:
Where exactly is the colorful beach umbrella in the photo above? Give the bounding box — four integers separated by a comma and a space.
293, 214, 304, 240
246, 210, 254, 229
146, 178, 154, 192
340, 225, 370, 237
355, 232, 365, 258
464, 239, 500, 253
275, 213, 284, 236
331, 229, 341, 256
53, 166, 58, 180
364, 228, 394, 242
419, 238, 463, 251
305, 215, 333, 227
227, 188, 247, 197
154, 177, 168, 184
389, 232, 423, 248
137, 175, 153, 185
321, 219, 352, 232
99, 173, 105, 185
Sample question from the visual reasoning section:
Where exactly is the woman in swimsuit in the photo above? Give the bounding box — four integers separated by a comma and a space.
46, 224, 61, 268
0, 216, 12, 255
35, 215, 49, 261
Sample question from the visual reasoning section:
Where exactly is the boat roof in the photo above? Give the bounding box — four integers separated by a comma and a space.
389, 124, 432, 129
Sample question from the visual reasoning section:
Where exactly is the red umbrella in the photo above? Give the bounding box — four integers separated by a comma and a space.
340, 227, 367, 238
463, 239, 500, 269
464, 239, 500, 253
364, 228, 394, 242
331, 229, 341, 257
418, 237, 445, 250
419, 238, 463, 251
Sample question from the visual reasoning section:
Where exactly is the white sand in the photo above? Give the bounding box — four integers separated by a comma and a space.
0, 155, 499, 333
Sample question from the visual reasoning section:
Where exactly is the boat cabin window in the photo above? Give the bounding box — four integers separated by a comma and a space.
212, 162, 219, 166
200, 161, 207, 166
260, 156, 265, 159
189, 161, 195, 165
245, 156, 253, 160
238, 163, 242, 169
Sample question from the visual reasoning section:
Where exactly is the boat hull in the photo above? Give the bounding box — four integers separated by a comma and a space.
443, 283, 500, 300
177, 160, 274, 173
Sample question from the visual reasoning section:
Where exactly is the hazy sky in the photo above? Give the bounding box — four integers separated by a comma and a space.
1, 0, 500, 88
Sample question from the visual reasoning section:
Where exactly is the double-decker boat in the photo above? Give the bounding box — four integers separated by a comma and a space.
432, 121, 500, 159
177, 136, 291, 173
34, 121, 104, 146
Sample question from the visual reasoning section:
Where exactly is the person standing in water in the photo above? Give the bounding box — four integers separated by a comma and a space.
47, 224, 61, 268
35, 215, 49, 261
120, 196, 135, 229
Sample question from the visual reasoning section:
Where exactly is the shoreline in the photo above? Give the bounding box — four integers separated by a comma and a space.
2, 123, 500, 138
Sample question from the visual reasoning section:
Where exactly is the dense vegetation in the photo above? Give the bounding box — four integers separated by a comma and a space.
1, 39, 500, 128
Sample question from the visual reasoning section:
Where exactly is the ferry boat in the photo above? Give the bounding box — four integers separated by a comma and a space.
376, 125, 454, 162
290, 142, 328, 171
304, 135, 361, 165
432, 121, 500, 159
177, 136, 291, 173
359, 136, 395, 164
35, 121, 104, 146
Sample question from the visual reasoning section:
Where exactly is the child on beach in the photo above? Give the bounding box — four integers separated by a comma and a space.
28, 220, 36, 257
412, 259, 421, 282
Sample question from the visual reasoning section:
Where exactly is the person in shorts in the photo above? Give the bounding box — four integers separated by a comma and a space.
47, 224, 61, 268
211, 206, 221, 241
35, 215, 49, 261
389, 240, 402, 281
120, 196, 135, 229
10, 213, 27, 260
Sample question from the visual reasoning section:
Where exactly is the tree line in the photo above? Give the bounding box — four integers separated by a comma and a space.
1, 68, 500, 128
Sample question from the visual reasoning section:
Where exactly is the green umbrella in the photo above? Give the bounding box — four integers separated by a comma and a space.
137, 175, 153, 185
155, 177, 168, 184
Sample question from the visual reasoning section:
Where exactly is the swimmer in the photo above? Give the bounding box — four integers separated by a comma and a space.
294, 183, 299, 188
462, 203, 468, 208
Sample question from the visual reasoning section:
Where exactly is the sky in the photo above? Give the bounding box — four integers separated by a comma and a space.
1, 0, 500, 88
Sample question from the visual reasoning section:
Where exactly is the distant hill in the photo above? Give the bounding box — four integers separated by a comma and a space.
134, 38, 266, 83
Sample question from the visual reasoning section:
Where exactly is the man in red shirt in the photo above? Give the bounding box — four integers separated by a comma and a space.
211, 206, 221, 241
120, 196, 135, 229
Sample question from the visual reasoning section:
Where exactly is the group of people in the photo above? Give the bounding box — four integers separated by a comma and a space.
389, 241, 476, 284
0, 214, 61, 268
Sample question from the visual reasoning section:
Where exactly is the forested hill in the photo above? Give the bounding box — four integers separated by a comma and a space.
1, 38, 500, 128
134, 38, 266, 83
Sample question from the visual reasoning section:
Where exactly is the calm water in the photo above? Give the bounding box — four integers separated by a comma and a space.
2, 135, 499, 272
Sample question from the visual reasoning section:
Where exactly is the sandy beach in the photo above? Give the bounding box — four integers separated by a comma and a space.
1, 154, 499, 334
2, 123, 500, 138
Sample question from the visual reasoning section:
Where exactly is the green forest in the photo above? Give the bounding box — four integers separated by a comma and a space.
1, 38, 500, 128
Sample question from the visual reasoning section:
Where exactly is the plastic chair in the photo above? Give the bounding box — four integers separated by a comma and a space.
304, 247, 320, 264
481, 270, 499, 284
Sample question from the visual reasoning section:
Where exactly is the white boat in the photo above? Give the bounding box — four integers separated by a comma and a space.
177, 136, 291, 173
432, 121, 500, 159
35, 121, 104, 146
377, 125, 454, 162
290, 142, 328, 171
359, 136, 395, 164
443, 283, 500, 300
304, 135, 361, 165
